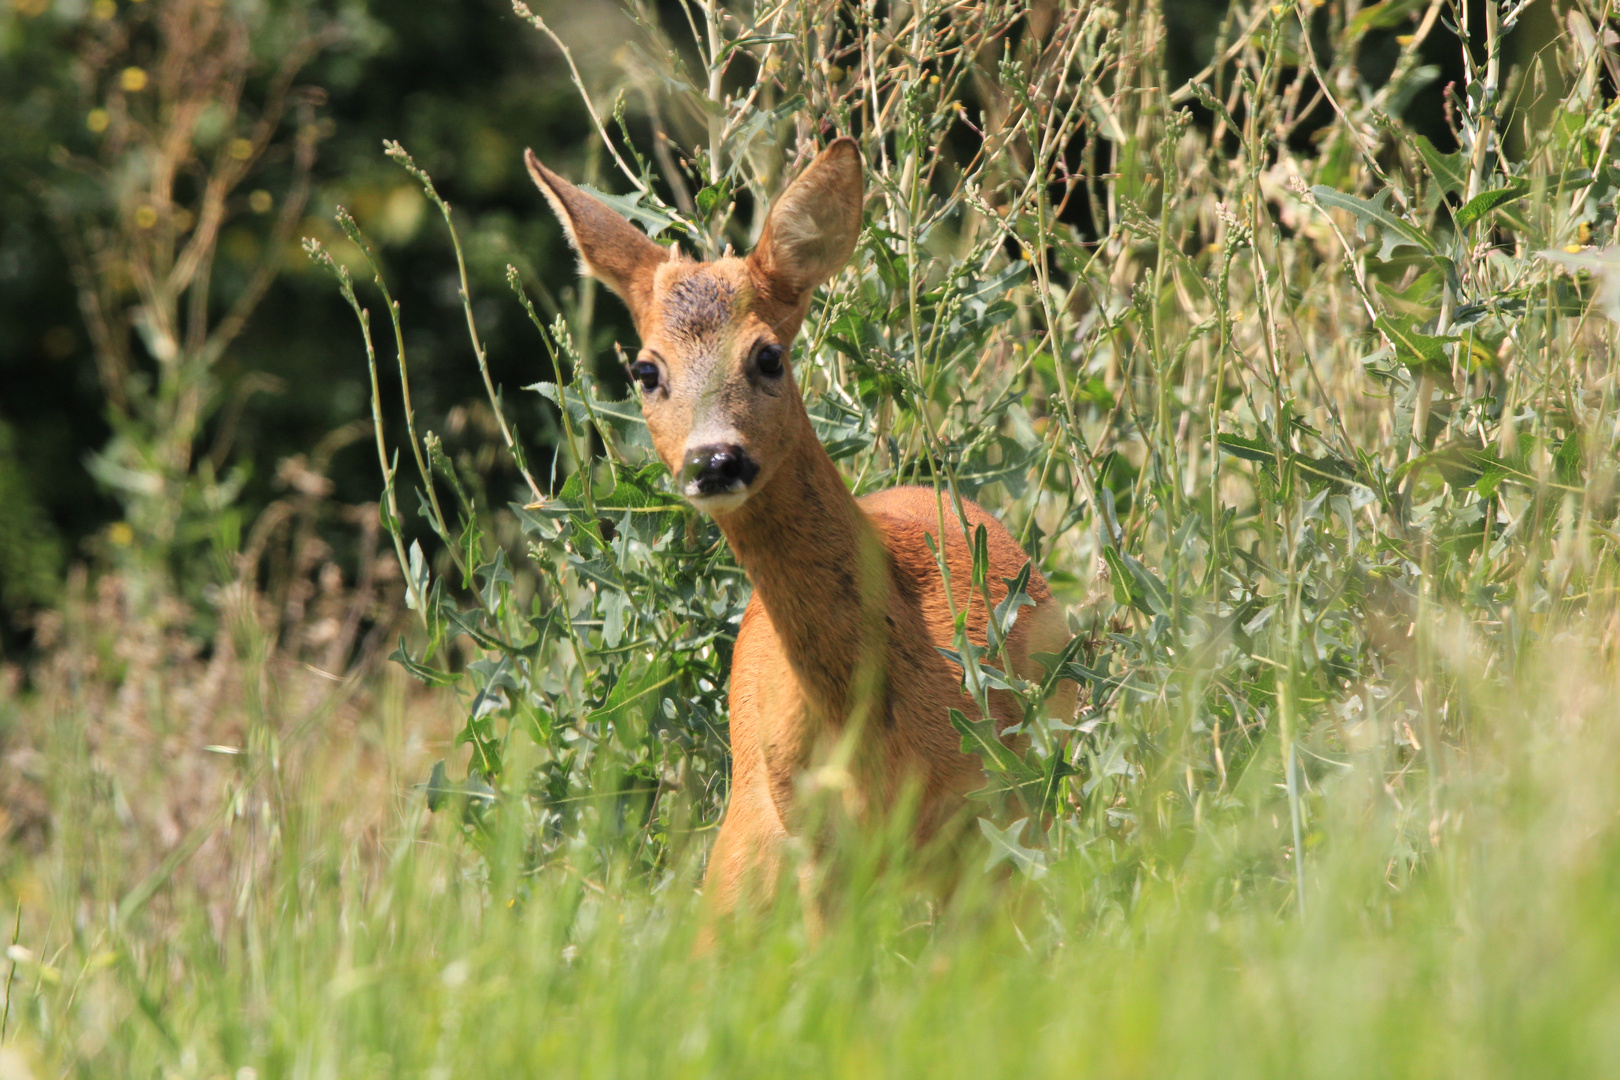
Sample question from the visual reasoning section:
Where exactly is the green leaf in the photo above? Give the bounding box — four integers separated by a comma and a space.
938, 643, 1016, 693
1414, 135, 1467, 198
529, 380, 651, 450
695, 177, 732, 218
423, 760, 450, 812
406, 540, 430, 611
865, 229, 910, 292
955, 439, 1042, 498
443, 606, 516, 652
1554, 431, 1583, 486
991, 563, 1036, 646
1216, 432, 1275, 464
575, 183, 681, 239
587, 658, 677, 736
1076, 376, 1116, 411
950, 708, 1039, 781
1102, 545, 1136, 611
1422, 441, 1513, 490
1101, 545, 1171, 617
462, 772, 496, 806
548, 463, 681, 523
476, 548, 514, 612
1346, 0, 1426, 38
1082, 735, 1137, 798
1454, 181, 1529, 228
979, 817, 1048, 879
1294, 453, 1358, 492
1538, 246, 1620, 325
1311, 185, 1435, 258
1375, 314, 1458, 374
466, 654, 514, 727
957, 263, 1031, 321
970, 524, 989, 589
389, 636, 458, 688
716, 33, 799, 65
1032, 632, 1090, 697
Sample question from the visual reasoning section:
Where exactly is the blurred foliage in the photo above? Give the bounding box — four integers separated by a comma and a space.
0, 421, 65, 613
0, 0, 633, 646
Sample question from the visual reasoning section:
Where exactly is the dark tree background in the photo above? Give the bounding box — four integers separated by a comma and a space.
0, 0, 627, 653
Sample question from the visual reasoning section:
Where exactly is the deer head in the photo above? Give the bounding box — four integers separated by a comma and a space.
525, 139, 864, 515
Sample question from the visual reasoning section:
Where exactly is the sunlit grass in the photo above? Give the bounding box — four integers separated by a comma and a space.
5, 620, 1620, 1077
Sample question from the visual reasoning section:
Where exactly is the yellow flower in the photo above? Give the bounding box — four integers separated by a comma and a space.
119, 66, 147, 92
108, 522, 134, 547
229, 137, 254, 161
86, 108, 110, 133
249, 189, 273, 214
92, 0, 115, 19
133, 205, 157, 229
1396, 34, 1415, 46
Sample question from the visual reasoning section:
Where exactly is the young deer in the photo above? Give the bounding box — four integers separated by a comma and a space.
527, 138, 1071, 915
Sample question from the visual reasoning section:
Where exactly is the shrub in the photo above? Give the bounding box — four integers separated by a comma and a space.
18, 0, 342, 610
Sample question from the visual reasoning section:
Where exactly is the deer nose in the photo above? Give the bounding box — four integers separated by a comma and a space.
681, 444, 759, 497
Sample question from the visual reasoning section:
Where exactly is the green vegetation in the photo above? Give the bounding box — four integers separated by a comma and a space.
4, 0, 1620, 1076
12, 636, 1620, 1078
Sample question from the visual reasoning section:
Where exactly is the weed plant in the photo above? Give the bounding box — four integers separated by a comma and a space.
5, 0, 1620, 1074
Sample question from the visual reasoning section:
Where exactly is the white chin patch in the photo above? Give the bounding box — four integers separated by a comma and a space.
684, 484, 751, 516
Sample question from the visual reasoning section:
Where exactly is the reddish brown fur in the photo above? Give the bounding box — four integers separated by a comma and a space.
527, 140, 1073, 917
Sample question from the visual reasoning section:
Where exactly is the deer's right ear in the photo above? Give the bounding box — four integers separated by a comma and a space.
526, 148, 666, 323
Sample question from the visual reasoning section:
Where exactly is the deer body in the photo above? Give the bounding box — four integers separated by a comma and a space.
527, 139, 1070, 915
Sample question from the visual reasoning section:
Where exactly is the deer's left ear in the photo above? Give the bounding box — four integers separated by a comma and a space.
526, 148, 667, 326
748, 137, 864, 302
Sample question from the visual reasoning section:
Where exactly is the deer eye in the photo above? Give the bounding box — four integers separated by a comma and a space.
630, 359, 662, 393
755, 343, 784, 376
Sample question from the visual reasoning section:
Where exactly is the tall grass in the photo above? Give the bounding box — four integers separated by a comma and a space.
8, 629, 1620, 1077
5, 0, 1620, 1074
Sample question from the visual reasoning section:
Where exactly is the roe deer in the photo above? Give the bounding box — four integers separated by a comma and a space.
526, 137, 1073, 916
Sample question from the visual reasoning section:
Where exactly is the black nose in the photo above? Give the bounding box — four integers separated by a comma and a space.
681, 444, 759, 497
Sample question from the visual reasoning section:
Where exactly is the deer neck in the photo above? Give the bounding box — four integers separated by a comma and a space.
715, 409, 888, 722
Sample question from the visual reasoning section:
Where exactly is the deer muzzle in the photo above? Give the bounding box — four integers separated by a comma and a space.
680, 443, 760, 508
